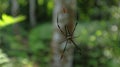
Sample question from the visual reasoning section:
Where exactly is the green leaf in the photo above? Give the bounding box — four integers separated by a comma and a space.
0, 14, 26, 28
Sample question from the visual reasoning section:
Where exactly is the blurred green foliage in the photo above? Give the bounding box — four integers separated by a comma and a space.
0, 23, 52, 67
28, 23, 52, 67
0, 0, 120, 67
74, 21, 120, 67
0, 0, 8, 14
0, 49, 11, 67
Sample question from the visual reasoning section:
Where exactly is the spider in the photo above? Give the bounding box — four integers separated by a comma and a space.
57, 15, 81, 59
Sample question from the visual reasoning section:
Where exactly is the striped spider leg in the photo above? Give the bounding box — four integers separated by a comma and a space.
57, 15, 81, 59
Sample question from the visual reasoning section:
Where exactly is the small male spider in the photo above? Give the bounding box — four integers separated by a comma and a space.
57, 15, 81, 59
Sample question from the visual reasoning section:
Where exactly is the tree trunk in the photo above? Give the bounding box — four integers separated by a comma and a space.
29, 0, 36, 27
11, 0, 19, 16
51, 0, 76, 67
11, 0, 19, 35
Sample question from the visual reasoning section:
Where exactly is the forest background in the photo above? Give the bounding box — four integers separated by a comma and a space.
0, 0, 120, 67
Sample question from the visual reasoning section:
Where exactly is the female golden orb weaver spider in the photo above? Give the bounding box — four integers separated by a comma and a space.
57, 14, 81, 59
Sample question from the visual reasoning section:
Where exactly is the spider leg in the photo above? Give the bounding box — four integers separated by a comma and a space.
71, 11, 79, 35
65, 25, 69, 36
60, 39, 68, 59
76, 11, 79, 21
70, 39, 81, 54
72, 21, 78, 35
57, 15, 65, 36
